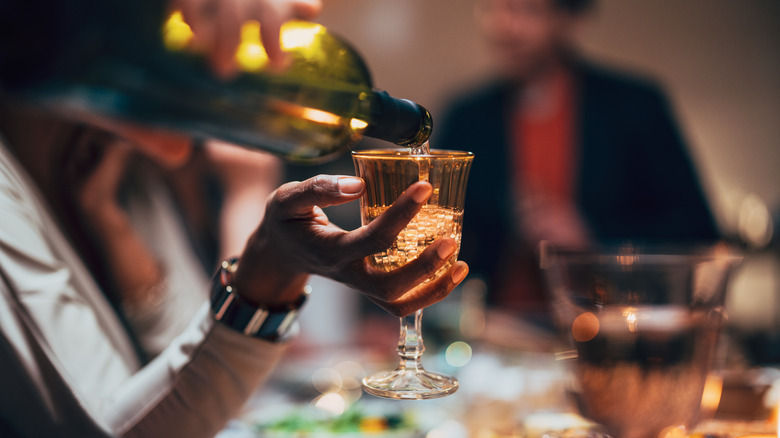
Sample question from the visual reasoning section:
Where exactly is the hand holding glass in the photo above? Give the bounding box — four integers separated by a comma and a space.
353, 149, 473, 399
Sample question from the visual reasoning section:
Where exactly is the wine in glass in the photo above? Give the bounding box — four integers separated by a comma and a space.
540, 244, 740, 438
352, 148, 473, 400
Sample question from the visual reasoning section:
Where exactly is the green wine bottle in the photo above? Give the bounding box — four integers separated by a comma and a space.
10, 9, 432, 163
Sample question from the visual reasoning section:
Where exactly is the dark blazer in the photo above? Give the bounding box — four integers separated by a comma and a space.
436, 61, 720, 305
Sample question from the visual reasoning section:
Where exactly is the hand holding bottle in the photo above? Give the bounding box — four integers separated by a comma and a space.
233, 177, 470, 317
171, 0, 322, 76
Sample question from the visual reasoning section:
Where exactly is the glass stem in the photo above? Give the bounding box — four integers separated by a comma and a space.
396, 309, 426, 372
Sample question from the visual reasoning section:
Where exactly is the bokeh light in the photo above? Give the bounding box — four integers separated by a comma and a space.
445, 341, 473, 367
312, 392, 346, 416
311, 367, 342, 393
571, 312, 600, 342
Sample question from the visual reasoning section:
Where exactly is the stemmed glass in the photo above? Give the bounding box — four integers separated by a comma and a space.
352, 149, 473, 400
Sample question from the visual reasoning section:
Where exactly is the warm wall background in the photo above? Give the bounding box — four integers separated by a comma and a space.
315, 0, 780, 330
318, 0, 780, 237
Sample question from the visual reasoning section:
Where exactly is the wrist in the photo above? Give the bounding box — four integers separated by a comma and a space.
211, 258, 309, 342
233, 258, 309, 308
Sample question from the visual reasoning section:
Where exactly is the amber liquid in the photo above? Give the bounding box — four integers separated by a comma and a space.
355, 147, 471, 284
357, 145, 470, 282
364, 205, 463, 280
409, 141, 432, 155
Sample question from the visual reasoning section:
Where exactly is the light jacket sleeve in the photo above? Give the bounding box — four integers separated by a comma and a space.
0, 140, 288, 438
106, 304, 287, 438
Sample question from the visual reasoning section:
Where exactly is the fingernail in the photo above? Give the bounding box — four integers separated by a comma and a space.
411, 183, 432, 204
451, 263, 468, 284
437, 239, 457, 260
338, 177, 364, 194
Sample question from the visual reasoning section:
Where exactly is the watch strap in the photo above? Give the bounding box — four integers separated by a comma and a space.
210, 259, 308, 342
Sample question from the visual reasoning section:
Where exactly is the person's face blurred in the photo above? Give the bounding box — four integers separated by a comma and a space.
113, 124, 194, 168
80, 114, 195, 168
475, 0, 578, 81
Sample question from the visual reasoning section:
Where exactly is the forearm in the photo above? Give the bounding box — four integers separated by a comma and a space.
106, 305, 287, 437
84, 204, 165, 308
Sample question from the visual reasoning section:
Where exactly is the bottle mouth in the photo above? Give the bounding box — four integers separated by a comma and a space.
362, 92, 434, 147
394, 103, 433, 148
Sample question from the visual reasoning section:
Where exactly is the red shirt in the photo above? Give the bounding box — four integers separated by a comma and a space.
496, 70, 577, 312
513, 70, 577, 204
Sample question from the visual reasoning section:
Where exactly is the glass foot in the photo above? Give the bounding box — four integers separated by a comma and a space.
361, 369, 459, 400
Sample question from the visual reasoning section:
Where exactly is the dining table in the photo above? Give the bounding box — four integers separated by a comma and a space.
215, 278, 780, 438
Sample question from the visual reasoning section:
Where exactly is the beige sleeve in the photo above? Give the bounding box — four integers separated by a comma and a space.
106, 304, 287, 438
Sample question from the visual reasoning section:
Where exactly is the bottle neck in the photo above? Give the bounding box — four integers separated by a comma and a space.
363, 91, 433, 147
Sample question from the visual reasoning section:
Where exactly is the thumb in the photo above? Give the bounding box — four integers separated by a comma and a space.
272, 175, 364, 218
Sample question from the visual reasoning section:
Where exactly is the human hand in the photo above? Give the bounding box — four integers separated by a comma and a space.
63, 130, 164, 308
234, 176, 469, 317
65, 131, 133, 220
171, 0, 322, 77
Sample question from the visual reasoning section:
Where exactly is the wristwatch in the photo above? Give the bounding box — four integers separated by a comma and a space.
210, 258, 308, 342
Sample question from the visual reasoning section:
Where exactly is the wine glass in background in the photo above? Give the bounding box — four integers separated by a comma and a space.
352, 149, 473, 400
540, 243, 741, 438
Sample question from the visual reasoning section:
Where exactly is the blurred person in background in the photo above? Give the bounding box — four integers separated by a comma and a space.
436, 0, 719, 320
0, 0, 469, 436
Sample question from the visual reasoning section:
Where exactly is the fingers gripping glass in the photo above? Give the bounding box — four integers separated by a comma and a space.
352, 149, 473, 399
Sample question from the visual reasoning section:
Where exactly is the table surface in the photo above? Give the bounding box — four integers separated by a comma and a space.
217, 310, 780, 438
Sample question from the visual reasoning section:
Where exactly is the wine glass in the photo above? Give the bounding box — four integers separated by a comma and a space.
540, 243, 741, 438
352, 148, 473, 400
